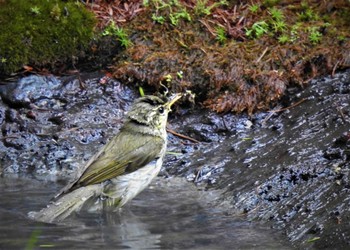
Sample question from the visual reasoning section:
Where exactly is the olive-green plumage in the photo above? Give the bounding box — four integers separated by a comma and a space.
29, 94, 181, 223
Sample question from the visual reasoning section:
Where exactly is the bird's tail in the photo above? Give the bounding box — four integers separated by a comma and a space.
28, 184, 101, 223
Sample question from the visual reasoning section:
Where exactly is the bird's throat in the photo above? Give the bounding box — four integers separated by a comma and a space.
124, 119, 166, 138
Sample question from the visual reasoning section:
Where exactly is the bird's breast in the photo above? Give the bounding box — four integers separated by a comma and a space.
102, 157, 164, 207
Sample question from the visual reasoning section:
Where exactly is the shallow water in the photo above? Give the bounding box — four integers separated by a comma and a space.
0, 176, 292, 249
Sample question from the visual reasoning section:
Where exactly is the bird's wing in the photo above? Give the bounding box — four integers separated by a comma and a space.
73, 130, 165, 188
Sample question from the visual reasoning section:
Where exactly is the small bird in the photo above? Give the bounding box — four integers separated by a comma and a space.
29, 93, 182, 223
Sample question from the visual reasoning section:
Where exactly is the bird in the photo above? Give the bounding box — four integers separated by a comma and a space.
29, 93, 182, 223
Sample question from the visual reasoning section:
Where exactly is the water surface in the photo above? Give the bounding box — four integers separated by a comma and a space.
0, 176, 292, 249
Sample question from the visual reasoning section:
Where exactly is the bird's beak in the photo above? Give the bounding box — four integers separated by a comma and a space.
165, 93, 182, 109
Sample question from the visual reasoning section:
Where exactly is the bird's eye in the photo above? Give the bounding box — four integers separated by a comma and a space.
158, 106, 164, 114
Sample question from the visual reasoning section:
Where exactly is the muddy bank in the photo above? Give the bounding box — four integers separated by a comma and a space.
1, 70, 350, 248
167, 70, 350, 249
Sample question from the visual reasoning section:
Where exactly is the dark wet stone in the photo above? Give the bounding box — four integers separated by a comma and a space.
334, 132, 350, 147
48, 113, 65, 125
324, 148, 343, 160
5, 108, 19, 123
0, 75, 61, 107
4, 134, 34, 150
0, 72, 136, 176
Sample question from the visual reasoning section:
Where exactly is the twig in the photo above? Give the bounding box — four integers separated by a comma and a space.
0, 135, 20, 140
256, 47, 269, 63
332, 60, 340, 77
72, 62, 85, 89
262, 105, 282, 124
268, 98, 306, 113
262, 99, 306, 124
77, 72, 86, 89
336, 106, 347, 123
199, 20, 216, 37
194, 166, 204, 182
166, 128, 200, 143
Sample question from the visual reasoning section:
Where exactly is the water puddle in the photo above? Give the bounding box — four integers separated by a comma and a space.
0, 176, 292, 249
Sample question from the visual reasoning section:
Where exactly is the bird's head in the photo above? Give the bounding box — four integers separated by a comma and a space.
126, 93, 182, 132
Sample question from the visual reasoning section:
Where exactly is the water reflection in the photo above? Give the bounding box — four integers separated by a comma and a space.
69, 210, 162, 249
0, 176, 292, 249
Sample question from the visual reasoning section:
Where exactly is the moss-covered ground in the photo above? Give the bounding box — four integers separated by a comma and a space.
87, 0, 350, 113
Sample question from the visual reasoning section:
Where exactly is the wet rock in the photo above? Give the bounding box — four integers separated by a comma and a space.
0, 73, 136, 176
0, 75, 61, 107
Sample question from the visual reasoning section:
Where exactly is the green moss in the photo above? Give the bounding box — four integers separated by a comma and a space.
215, 26, 227, 44
245, 21, 269, 38
308, 27, 322, 45
0, 0, 96, 75
248, 4, 260, 14
263, 0, 281, 8
194, 0, 228, 16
